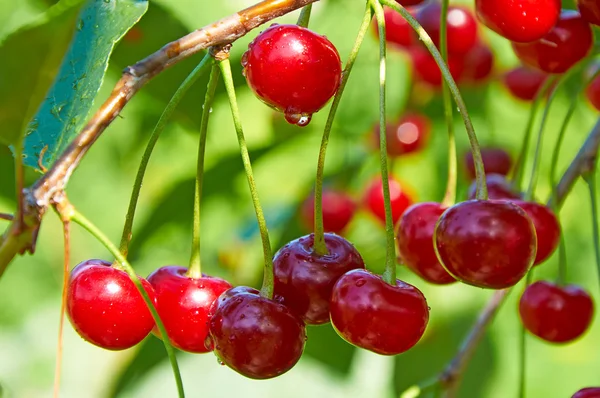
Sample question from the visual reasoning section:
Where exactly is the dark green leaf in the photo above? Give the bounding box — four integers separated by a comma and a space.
21, 0, 148, 171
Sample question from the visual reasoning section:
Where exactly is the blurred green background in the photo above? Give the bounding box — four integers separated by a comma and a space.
1, 0, 600, 397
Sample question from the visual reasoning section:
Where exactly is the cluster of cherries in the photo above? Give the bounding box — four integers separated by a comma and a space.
64, 0, 599, 393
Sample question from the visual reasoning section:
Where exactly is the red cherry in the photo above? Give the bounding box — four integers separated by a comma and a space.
397, 0, 426, 5
376, 7, 418, 49
416, 3, 478, 55
364, 176, 414, 226
461, 42, 495, 84
578, 0, 600, 26
434, 200, 536, 289
512, 10, 594, 74
464, 147, 513, 179
242, 24, 342, 126
586, 74, 600, 111
374, 112, 431, 157
511, 201, 560, 266
273, 233, 365, 324
475, 0, 561, 43
573, 387, 600, 398
66, 259, 156, 350
330, 269, 429, 355
300, 189, 356, 234
503, 66, 549, 101
410, 47, 465, 87
208, 286, 306, 379
467, 174, 522, 200
146, 266, 232, 353
519, 281, 594, 343
396, 202, 456, 285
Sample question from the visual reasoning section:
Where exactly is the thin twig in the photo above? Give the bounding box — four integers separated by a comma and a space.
0, 214, 13, 221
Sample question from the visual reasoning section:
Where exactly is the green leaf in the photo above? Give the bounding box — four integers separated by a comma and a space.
20, 0, 148, 171
0, 0, 83, 147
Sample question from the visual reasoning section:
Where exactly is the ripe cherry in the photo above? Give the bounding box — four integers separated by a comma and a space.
586, 74, 600, 111
573, 387, 600, 398
578, 0, 600, 26
434, 200, 536, 289
374, 112, 431, 157
467, 174, 522, 200
396, 202, 456, 285
242, 24, 342, 126
377, 7, 418, 49
503, 66, 549, 101
512, 10, 594, 74
464, 147, 513, 180
300, 189, 356, 235
273, 233, 365, 324
66, 259, 156, 350
416, 3, 478, 55
364, 176, 414, 226
461, 42, 495, 84
475, 0, 561, 43
519, 281, 594, 343
512, 201, 560, 266
147, 266, 232, 353
398, 0, 426, 5
411, 47, 465, 87
330, 269, 429, 355
208, 286, 306, 379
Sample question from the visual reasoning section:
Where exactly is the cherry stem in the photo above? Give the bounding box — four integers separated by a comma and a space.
70, 209, 185, 398
583, 165, 600, 291
219, 57, 274, 299
370, 0, 396, 284
518, 270, 534, 398
313, 5, 373, 256
296, 3, 312, 27
14, 143, 25, 228
556, 236, 567, 286
0, 214, 13, 222
53, 220, 70, 398
119, 53, 213, 258
188, 62, 220, 279
379, 0, 487, 200
439, 0, 456, 208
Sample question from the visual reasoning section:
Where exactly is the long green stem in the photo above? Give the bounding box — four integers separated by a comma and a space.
370, 0, 395, 284
439, 0, 456, 208
296, 3, 312, 27
313, 5, 373, 255
119, 53, 213, 258
584, 166, 600, 289
218, 57, 274, 299
188, 62, 220, 278
556, 235, 567, 285
380, 0, 487, 199
70, 210, 184, 398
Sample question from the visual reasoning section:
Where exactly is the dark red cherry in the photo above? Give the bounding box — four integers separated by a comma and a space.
475, 0, 561, 43
376, 7, 418, 49
330, 269, 429, 355
573, 387, 600, 398
586, 74, 600, 111
242, 24, 342, 126
512, 10, 594, 74
468, 174, 522, 200
434, 200, 536, 289
273, 233, 365, 324
208, 286, 306, 379
416, 3, 478, 55
512, 201, 560, 266
519, 281, 594, 343
464, 147, 513, 179
147, 266, 232, 353
66, 259, 156, 350
503, 66, 549, 101
300, 189, 356, 234
410, 47, 465, 87
396, 202, 456, 285
461, 42, 495, 84
397, 0, 426, 5
364, 176, 414, 226
374, 112, 431, 157
578, 0, 600, 26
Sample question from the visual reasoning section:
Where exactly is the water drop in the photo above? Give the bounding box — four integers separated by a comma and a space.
77, 20, 84, 30
241, 51, 249, 67
355, 279, 366, 287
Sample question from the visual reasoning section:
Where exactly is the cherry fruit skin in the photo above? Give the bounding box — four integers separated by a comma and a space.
462, 43, 495, 84
578, 0, 600, 26
475, 0, 561, 43
573, 387, 600, 398
434, 200, 537, 289
66, 259, 156, 350
586, 74, 600, 111
519, 281, 594, 343
411, 47, 464, 87
397, 203, 456, 285
273, 233, 365, 324
208, 286, 306, 379
374, 112, 431, 157
364, 176, 414, 226
416, 3, 478, 55
468, 174, 522, 200
464, 147, 512, 180
242, 24, 342, 126
512, 201, 560, 266
397, 0, 426, 5
512, 11, 594, 74
378, 7, 418, 49
147, 266, 232, 353
503, 66, 548, 101
300, 189, 356, 234
330, 269, 429, 355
